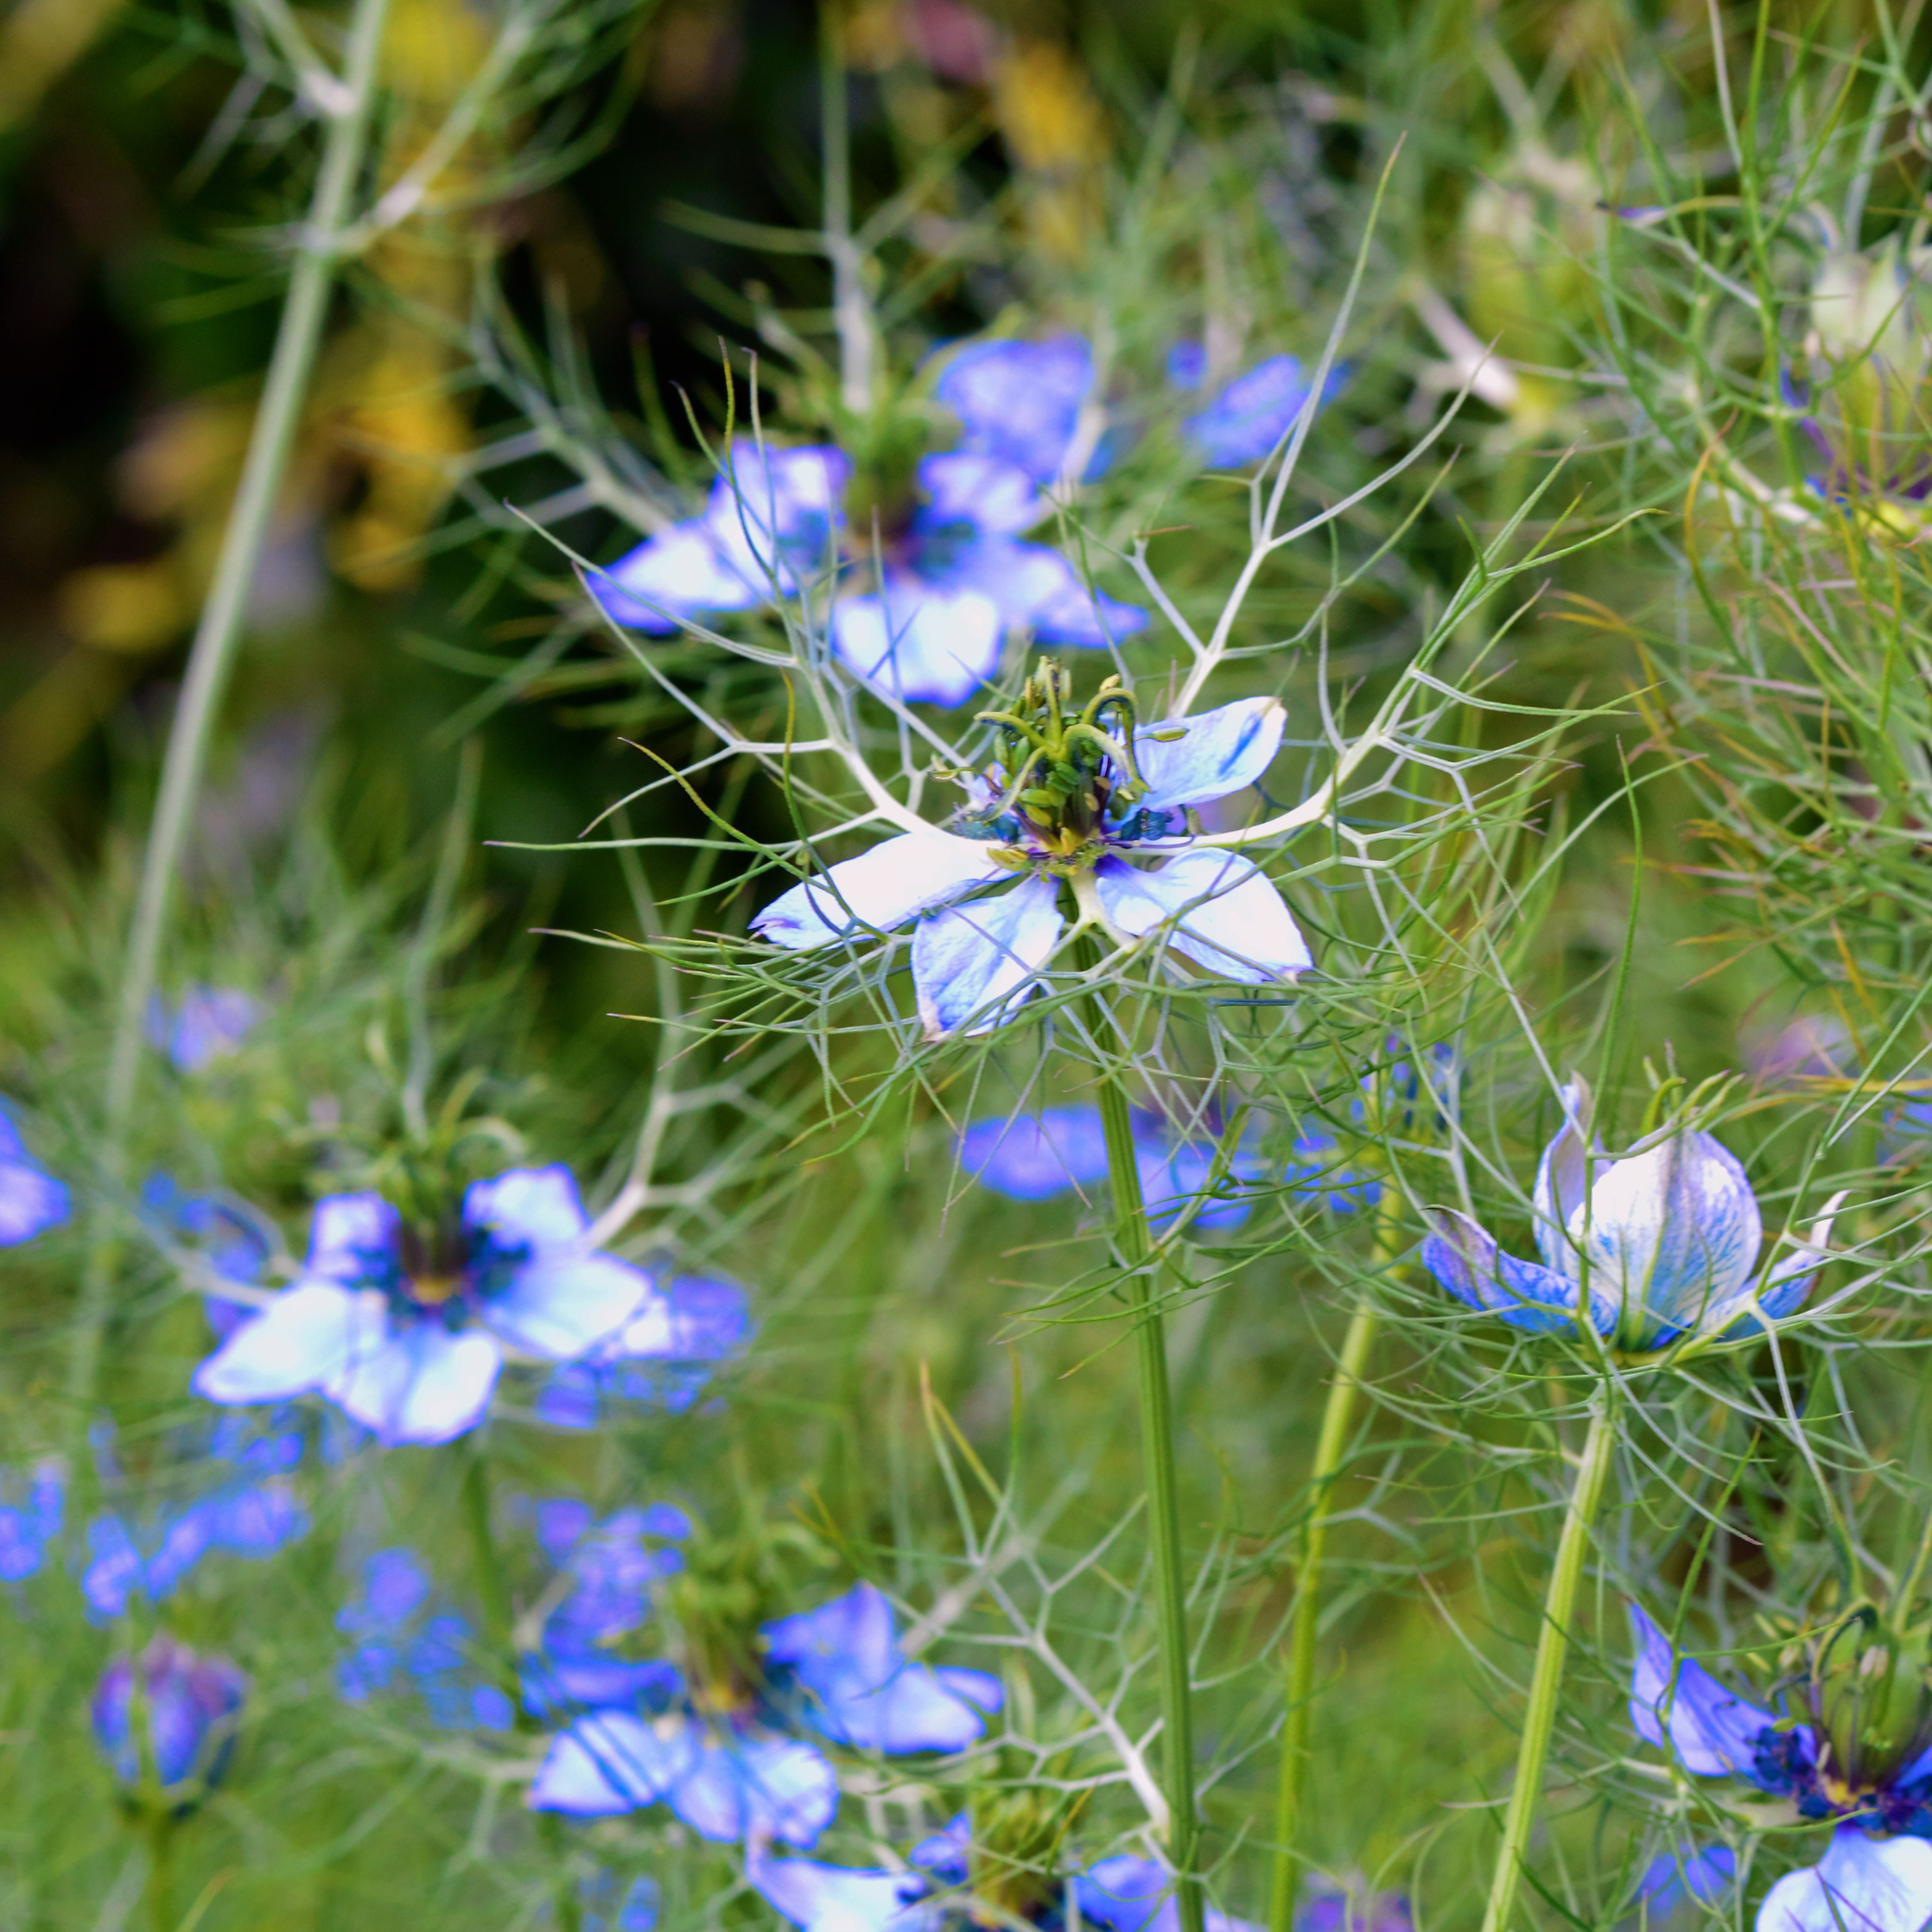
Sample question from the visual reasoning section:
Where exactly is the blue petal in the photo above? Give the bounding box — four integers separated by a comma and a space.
752, 832, 1004, 951
144, 1504, 216, 1599
193, 1281, 362, 1405
1420, 1211, 1578, 1332
306, 1194, 402, 1287
1129, 698, 1287, 813
1095, 852, 1311, 984
934, 336, 1093, 482
1186, 354, 1335, 468
0, 1157, 69, 1245
1760, 1826, 1932, 1932
1531, 1083, 1594, 1278
670, 1730, 838, 1847
1626, 1604, 1786, 1783
488, 1252, 650, 1360
910, 1814, 972, 1884
1076, 1858, 1176, 1932
325, 1322, 502, 1446
591, 521, 763, 632
763, 1582, 901, 1694
918, 452, 1044, 536
702, 443, 849, 593
161, 985, 262, 1072
339, 1548, 433, 1633
1167, 340, 1208, 389
832, 587, 1003, 707
948, 536, 1149, 646
203, 1480, 308, 1558
958, 1107, 1112, 1200
1639, 1845, 1735, 1916
464, 1164, 588, 1253
749, 1845, 929, 1932
83, 1516, 146, 1622
1724, 1195, 1844, 1339
527, 1710, 691, 1815
912, 874, 1064, 1037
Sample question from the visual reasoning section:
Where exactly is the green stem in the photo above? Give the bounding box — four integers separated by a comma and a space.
1478, 1388, 1619, 1932
144, 1806, 176, 1932
1267, 1291, 1381, 1932
1078, 947, 1201, 1932
68, 0, 394, 1417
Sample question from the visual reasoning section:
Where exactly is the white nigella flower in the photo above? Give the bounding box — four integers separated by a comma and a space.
750, 661, 1313, 1037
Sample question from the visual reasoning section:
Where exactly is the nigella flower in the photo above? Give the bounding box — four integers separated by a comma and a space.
959, 1105, 1267, 1233
145, 985, 262, 1072
92, 1636, 248, 1799
752, 663, 1309, 1037
1627, 1604, 1932, 1932
190, 1165, 651, 1446
534, 1272, 752, 1430
1172, 348, 1341, 469
0, 1460, 63, 1581
590, 336, 1145, 707
1421, 1078, 1842, 1351
0, 1100, 68, 1246
527, 1565, 999, 1847
336, 1548, 515, 1732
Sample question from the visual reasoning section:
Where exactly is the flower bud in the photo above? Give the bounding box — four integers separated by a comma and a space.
91, 1636, 247, 1801
1801, 1609, 1932, 1795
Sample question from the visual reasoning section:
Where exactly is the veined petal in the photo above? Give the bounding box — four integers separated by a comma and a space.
918, 452, 1044, 536
527, 1710, 691, 1815
832, 589, 1002, 707
749, 1842, 930, 1932
1531, 1081, 1595, 1278
958, 1106, 1111, 1200
1579, 1132, 1763, 1348
1421, 1210, 1578, 1332
193, 1281, 363, 1403
752, 833, 1005, 952
591, 523, 762, 632
488, 1252, 650, 1360
1760, 1826, 1932, 1932
1129, 698, 1287, 812
913, 875, 1063, 1037
1096, 852, 1311, 985
326, 1325, 502, 1446
933, 335, 1093, 482
1627, 1604, 1786, 1783
463, 1165, 587, 1252
1724, 1192, 1847, 1337
306, 1194, 401, 1287
670, 1731, 838, 1847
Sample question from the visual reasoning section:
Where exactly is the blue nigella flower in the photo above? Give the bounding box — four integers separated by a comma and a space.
0, 1460, 63, 1581
92, 1635, 248, 1798
1421, 1077, 1842, 1350
190, 1165, 653, 1446
1183, 354, 1341, 469
589, 335, 1146, 707
0, 1100, 68, 1246
141, 1174, 274, 1341
958, 1105, 1268, 1233
1636, 1845, 1735, 1920
752, 684, 1309, 1037
146, 985, 262, 1073
534, 1272, 752, 1430
336, 1548, 515, 1732
1628, 1605, 1932, 1932
527, 1571, 999, 1847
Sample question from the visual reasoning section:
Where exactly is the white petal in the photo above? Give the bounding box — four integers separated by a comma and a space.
1129, 697, 1286, 811
1760, 1827, 1932, 1932
527, 1710, 690, 1815
192, 1282, 362, 1404
591, 524, 763, 632
306, 1194, 400, 1284
752, 833, 1005, 951
1097, 852, 1311, 984
831, 590, 1003, 707
326, 1325, 502, 1446
488, 1253, 650, 1360
912, 875, 1063, 1037
463, 1165, 588, 1251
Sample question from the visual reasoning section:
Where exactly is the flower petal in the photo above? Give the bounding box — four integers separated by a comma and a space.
670, 1731, 838, 1847
1186, 354, 1331, 468
1627, 1604, 1786, 1782
488, 1252, 650, 1360
0, 1158, 68, 1244
948, 536, 1148, 646
306, 1194, 401, 1287
1076, 1858, 1178, 1932
1579, 1132, 1763, 1348
591, 522, 764, 633
527, 1710, 690, 1815
1531, 1081, 1594, 1277
1129, 698, 1287, 812
463, 1165, 588, 1252
958, 1106, 1111, 1200
326, 1324, 502, 1446
752, 833, 1005, 952
1096, 852, 1311, 985
703, 443, 849, 593
1760, 1827, 1932, 1932
1725, 1191, 1847, 1337
749, 1843, 929, 1932
918, 452, 1045, 536
913, 874, 1063, 1037
1421, 1210, 1579, 1332
832, 588, 1003, 707
193, 1281, 362, 1403
934, 335, 1093, 482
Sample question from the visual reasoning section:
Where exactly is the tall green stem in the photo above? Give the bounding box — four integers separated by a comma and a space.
1478, 1388, 1618, 1932
143, 1807, 176, 1932
68, 0, 394, 1412
1078, 950, 1202, 1932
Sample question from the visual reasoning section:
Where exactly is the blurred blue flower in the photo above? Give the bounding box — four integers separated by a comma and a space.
579, 1872, 660, 1932
1185, 355, 1341, 468
1422, 1077, 1841, 1350
336, 1548, 515, 1733
0, 1101, 69, 1246
957, 1104, 1268, 1233
141, 1174, 274, 1341
145, 985, 262, 1073
92, 1635, 247, 1797
527, 1568, 999, 1847
752, 693, 1307, 1037
192, 1165, 653, 1446
1294, 1885, 1414, 1932
0, 1460, 63, 1581
589, 336, 1145, 707
534, 1272, 752, 1430
1636, 1845, 1735, 1919
1166, 340, 1210, 390
1627, 1605, 1932, 1932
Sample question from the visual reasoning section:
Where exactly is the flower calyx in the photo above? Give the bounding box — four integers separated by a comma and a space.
961, 1776, 1088, 1926
1785, 1605, 1932, 1803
